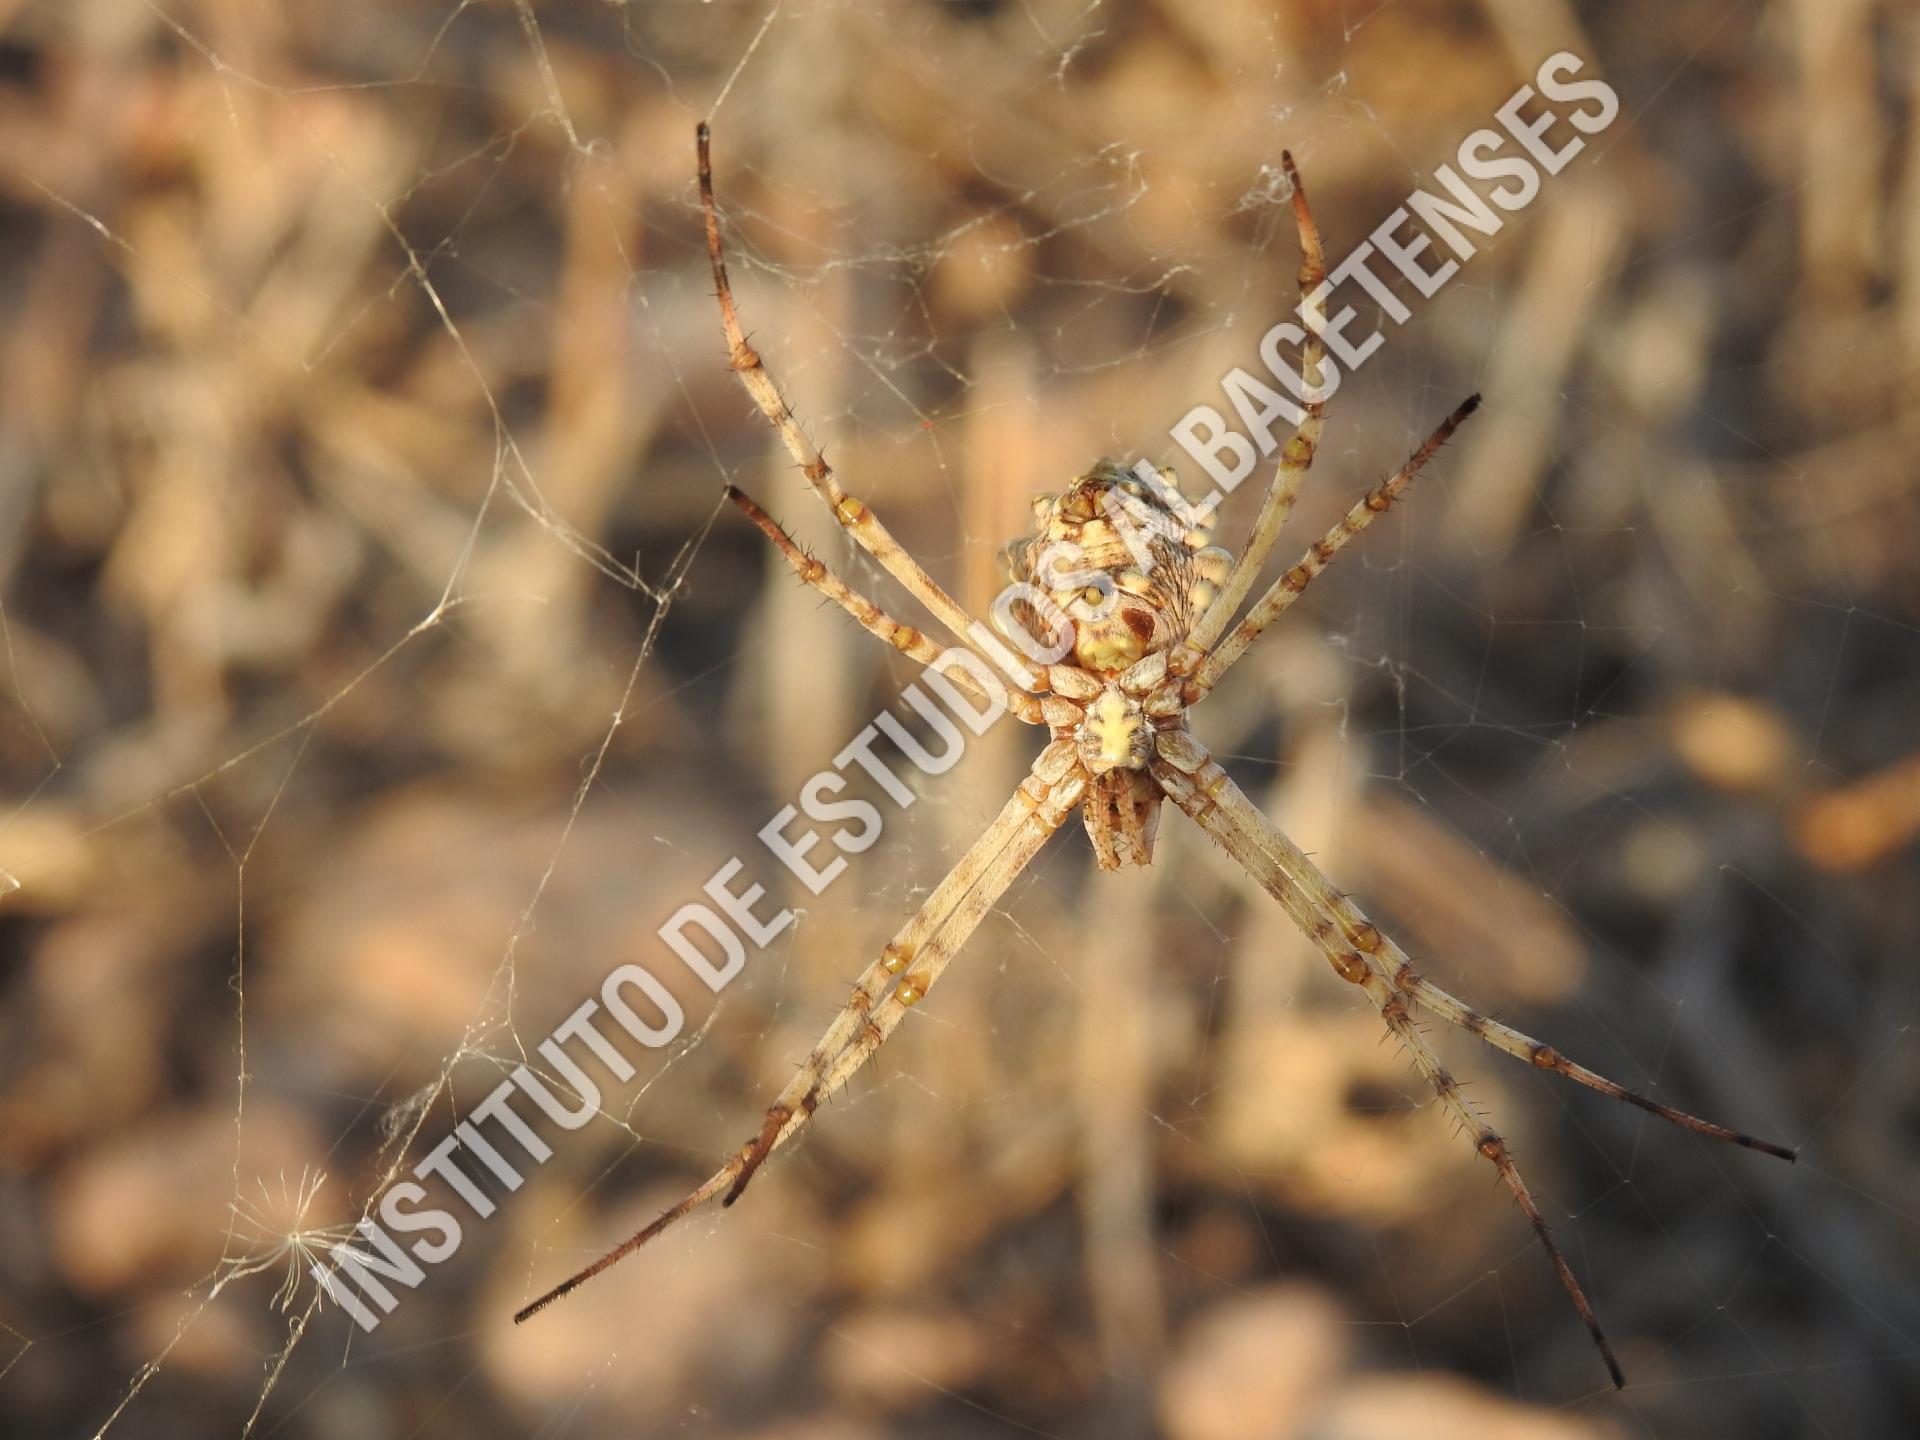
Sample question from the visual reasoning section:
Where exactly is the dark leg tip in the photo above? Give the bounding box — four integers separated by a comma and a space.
722, 1164, 757, 1206
1742, 1133, 1798, 1162
513, 1289, 558, 1325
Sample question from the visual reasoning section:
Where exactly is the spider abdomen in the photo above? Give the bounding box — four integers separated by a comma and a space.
995, 459, 1232, 676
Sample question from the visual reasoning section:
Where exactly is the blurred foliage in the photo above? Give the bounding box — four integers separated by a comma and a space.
0, 1, 1917, 1437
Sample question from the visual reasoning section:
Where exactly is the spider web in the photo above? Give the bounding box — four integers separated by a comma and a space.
1, 2, 1916, 1437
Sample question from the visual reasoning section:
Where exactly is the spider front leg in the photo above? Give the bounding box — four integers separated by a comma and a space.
514, 743, 1084, 1322
1383, 961, 1796, 1160
785, 756, 1086, 1148
1153, 731, 1796, 1387
717, 744, 1081, 1206
1159, 736, 1796, 1159
1152, 740, 1623, 1386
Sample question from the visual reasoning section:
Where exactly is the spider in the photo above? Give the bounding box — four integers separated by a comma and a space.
515, 124, 1795, 1389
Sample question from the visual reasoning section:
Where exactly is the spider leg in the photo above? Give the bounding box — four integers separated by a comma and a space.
1380, 964, 1796, 1161
1182, 151, 1326, 660
720, 747, 1084, 1205
1157, 734, 1794, 1162
728, 486, 1044, 724
697, 124, 1043, 695
748, 755, 1085, 1183
1190, 392, 1481, 697
514, 742, 1085, 1323
1151, 736, 1624, 1388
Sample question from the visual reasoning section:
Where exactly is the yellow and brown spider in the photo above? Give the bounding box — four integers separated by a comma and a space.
516, 124, 1795, 1389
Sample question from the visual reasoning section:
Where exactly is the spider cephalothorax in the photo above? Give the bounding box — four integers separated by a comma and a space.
1071, 683, 1162, 869
517, 128, 1798, 1394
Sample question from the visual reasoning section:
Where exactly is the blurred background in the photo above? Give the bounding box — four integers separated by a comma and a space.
1, 1, 1917, 1437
